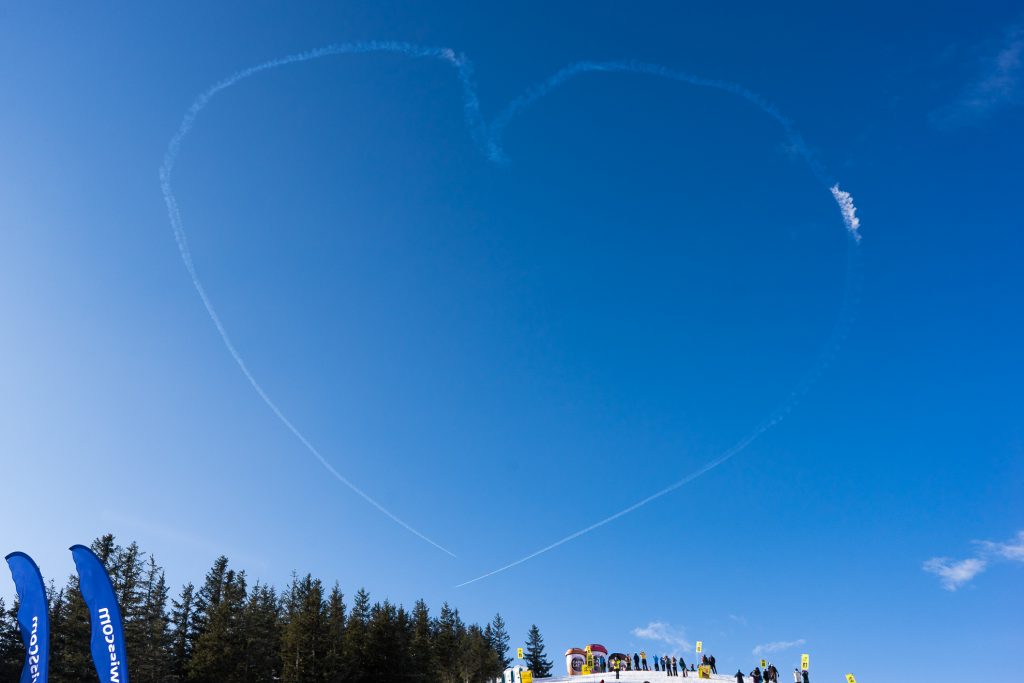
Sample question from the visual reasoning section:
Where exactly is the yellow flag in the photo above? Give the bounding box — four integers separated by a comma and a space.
801, 654, 809, 671
522, 671, 533, 683
517, 648, 524, 660
846, 675, 857, 683
582, 664, 591, 675
696, 641, 703, 653
761, 659, 767, 669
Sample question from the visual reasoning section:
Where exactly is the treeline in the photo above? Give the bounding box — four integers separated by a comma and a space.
0, 535, 553, 683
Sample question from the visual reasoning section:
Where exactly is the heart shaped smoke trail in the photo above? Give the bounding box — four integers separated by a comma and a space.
457, 60, 863, 585
159, 43, 862, 567
159, 43, 480, 558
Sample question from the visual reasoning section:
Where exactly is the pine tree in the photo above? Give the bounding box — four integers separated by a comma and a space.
280, 574, 328, 683
189, 557, 229, 636
0, 597, 23, 683
488, 613, 511, 670
342, 588, 371, 682
51, 572, 94, 683
523, 624, 552, 677
240, 582, 280, 683
433, 603, 465, 683
323, 584, 346, 682
188, 564, 248, 683
407, 599, 435, 683
169, 583, 195, 682
133, 556, 173, 683
458, 624, 500, 683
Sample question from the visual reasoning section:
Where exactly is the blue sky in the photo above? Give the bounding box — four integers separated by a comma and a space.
2, 1, 1022, 680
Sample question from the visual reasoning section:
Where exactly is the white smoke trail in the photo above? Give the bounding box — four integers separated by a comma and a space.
159, 42, 486, 558
161, 45, 863, 570
456, 60, 864, 587
830, 184, 862, 242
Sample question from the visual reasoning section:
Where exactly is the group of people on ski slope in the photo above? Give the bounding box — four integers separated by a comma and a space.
608, 652, 716, 678
735, 664, 810, 683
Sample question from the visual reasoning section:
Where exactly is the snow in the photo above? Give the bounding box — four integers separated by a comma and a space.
538, 672, 742, 683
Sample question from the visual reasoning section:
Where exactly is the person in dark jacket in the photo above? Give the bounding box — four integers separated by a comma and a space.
735, 670, 745, 683
674, 656, 680, 676
679, 656, 687, 678
802, 669, 810, 683
654, 656, 660, 672
709, 655, 717, 674
751, 667, 762, 683
635, 653, 641, 671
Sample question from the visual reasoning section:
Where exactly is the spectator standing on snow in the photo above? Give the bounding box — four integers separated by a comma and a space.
751, 667, 762, 683
654, 656, 660, 672
675, 656, 682, 676
710, 655, 717, 674
802, 669, 810, 683
735, 670, 745, 683
635, 653, 641, 671
793, 669, 801, 683
643, 653, 649, 671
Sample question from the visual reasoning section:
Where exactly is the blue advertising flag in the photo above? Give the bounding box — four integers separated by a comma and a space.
4, 552, 50, 683
70, 545, 130, 683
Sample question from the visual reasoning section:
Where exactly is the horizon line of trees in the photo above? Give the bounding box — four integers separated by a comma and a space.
0, 534, 554, 683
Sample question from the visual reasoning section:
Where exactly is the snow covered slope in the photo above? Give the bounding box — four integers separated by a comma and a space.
538, 673, 741, 683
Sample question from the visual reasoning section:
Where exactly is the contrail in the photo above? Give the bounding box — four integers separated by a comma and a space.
456, 60, 864, 587
160, 46, 863, 568
159, 42, 486, 558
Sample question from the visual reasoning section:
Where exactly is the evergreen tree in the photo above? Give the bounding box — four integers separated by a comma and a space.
188, 563, 248, 683
433, 603, 465, 683
133, 556, 173, 683
523, 624, 552, 677
189, 556, 229, 638
0, 597, 23, 683
280, 574, 328, 683
458, 624, 500, 683
488, 613, 511, 670
323, 584, 346, 682
240, 582, 280, 683
169, 583, 195, 682
407, 599, 435, 683
342, 588, 371, 682
51, 573, 94, 683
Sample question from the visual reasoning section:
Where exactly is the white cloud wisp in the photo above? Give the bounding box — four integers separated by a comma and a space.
752, 639, 806, 657
923, 529, 1024, 590
632, 622, 692, 653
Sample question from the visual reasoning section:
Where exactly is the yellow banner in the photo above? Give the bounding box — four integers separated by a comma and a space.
801, 654, 809, 671
522, 671, 533, 683
696, 641, 703, 653
846, 675, 857, 683
581, 665, 591, 675
517, 648, 524, 660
